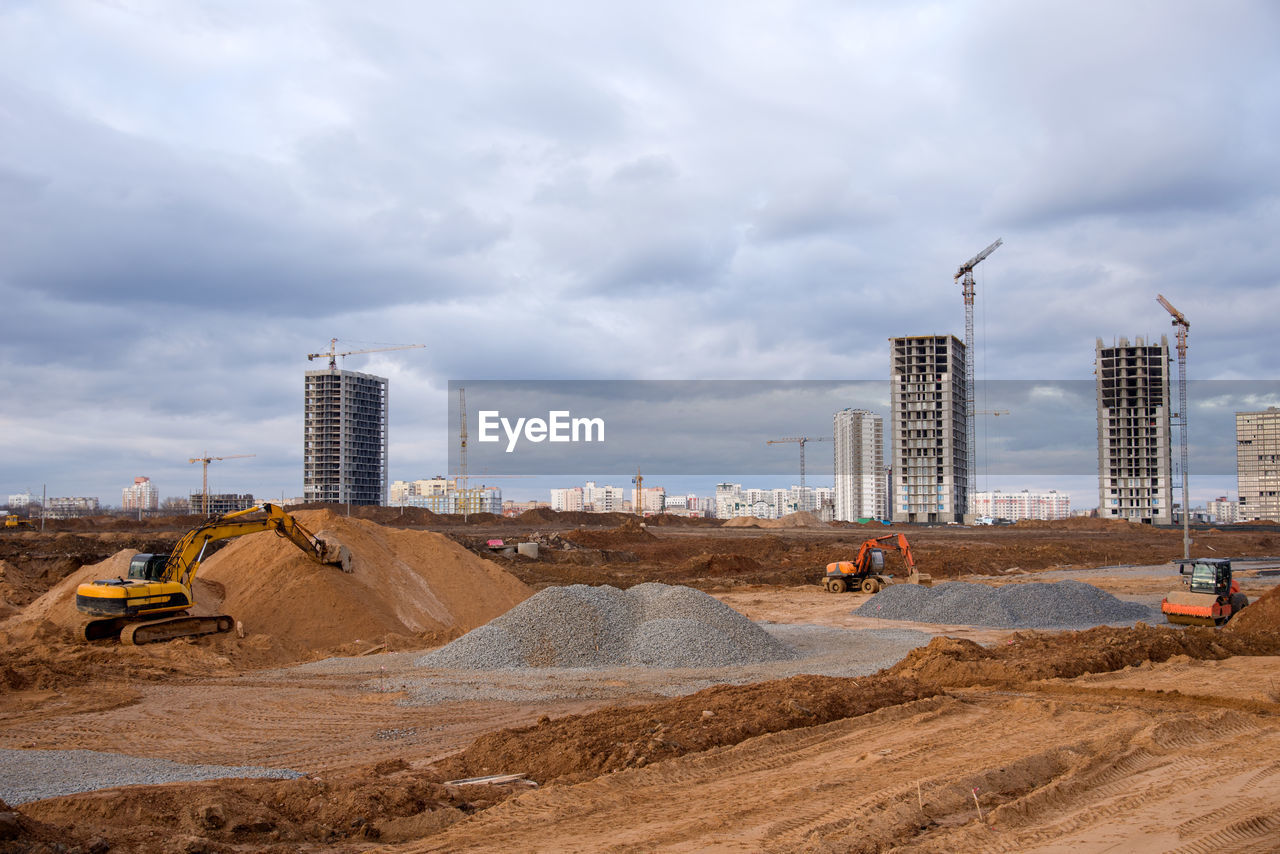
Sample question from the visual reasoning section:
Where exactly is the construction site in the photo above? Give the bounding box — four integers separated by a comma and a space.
1, 505, 1279, 853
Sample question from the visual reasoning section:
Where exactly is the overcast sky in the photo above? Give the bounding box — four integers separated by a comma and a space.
2, 1, 1278, 507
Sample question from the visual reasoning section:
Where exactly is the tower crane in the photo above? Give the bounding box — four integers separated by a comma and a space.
766, 436, 830, 496
954, 238, 1002, 513
188, 454, 256, 516
632, 468, 643, 516
1157, 294, 1191, 560
307, 339, 425, 370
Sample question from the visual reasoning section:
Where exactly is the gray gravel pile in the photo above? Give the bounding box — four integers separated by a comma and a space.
854, 580, 1155, 629
0, 748, 301, 806
417, 582, 798, 669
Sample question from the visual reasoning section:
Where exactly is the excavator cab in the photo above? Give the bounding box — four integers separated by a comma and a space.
128, 554, 169, 582
866, 549, 885, 572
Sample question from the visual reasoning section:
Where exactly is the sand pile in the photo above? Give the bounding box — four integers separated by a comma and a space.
1226, 583, 1280, 635
723, 512, 828, 529
856, 580, 1154, 629
199, 511, 531, 650
564, 517, 656, 548
418, 582, 798, 669
3, 512, 532, 659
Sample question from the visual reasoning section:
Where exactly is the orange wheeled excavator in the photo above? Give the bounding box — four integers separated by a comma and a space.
1161, 558, 1249, 627
75, 503, 350, 644
823, 533, 932, 593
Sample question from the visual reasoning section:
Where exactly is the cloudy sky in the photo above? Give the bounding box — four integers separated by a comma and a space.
2, 1, 1278, 507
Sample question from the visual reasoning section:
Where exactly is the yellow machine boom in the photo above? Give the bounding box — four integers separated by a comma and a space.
75, 503, 348, 643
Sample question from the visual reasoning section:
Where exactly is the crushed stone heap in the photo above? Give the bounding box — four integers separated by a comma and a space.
855, 580, 1155, 629
418, 582, 798, 669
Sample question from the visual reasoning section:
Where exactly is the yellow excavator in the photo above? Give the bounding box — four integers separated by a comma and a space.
75, 503, 349, 644
3, 516, 36, 530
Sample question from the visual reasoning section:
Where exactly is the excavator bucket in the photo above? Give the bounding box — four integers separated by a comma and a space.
319, 537, 353, 572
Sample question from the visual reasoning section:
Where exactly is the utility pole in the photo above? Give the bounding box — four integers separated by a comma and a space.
1157, 294, 1191, 560
954, 239, 1002, 514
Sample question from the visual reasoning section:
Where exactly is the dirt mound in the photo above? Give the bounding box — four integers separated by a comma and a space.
436, 673, 938, 785
1011, 516, 1128, 531
675, 553, 764, 577
1226, 583, 1280, 635
563, 517, 656, 548
723, 511, 828, 529
199, 511, 531, 654
1, 513, 533, 669
889, 621, 1280, 688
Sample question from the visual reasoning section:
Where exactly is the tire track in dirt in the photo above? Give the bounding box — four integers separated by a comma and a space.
379, 695, 1124, 853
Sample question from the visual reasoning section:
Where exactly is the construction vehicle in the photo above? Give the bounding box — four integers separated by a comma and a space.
75, 503, 350, 644
1161, 558, 1248, 627
3, 516, 36, 530
823, 533, 932, 593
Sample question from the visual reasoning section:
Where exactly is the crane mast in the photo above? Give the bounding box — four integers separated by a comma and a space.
766, 436, 830, 509
1157, 294, 1191, 560
954, 238, 1002, 515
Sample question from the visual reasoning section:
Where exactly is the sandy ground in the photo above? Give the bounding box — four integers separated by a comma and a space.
392, 659, 1280, 853
4, 519, 1280, 852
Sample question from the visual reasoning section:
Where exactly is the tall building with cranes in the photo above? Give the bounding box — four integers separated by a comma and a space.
833, 408, 885, 521
304, 368, 389, 505
890, 335, 968, 523
1095, 336, 1172, 524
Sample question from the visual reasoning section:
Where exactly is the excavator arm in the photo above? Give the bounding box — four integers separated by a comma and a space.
165, 503, 347, 589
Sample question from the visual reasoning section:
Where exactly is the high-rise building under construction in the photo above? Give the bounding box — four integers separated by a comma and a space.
833, 408, 885, 521
1236, 407, 1280, 521
1095, 336, 1172, 524
890, 335, 968, 523
304, 368, 389, 505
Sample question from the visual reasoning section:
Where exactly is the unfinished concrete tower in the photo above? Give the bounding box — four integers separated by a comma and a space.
1236, 407, 1280, 522
1095, 336, 1172, 524
890, 335, 968, 523
304, 368, 389, 505
833, 408, 886, 521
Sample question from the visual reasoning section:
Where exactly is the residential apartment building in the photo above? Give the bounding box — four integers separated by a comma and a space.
971, 489, 1071, 521
1095, 336, 1172, 524
1237, 407, 1280, 521
549, 487, 585, 512
1207, 496, 1241, 525
304, 368, 389, 505
121, 477, 159, 512
583, 481, 626, 512
890, 335, 968, 523
45, 497, 100, 518
833, 408, 886, 521
389, 477, 450, 504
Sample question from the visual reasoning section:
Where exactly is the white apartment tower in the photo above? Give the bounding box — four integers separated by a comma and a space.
121, 476, 159, 511
1095, 336, 1173, 524
833, 408, 885, 521
304, 368, 389, 505
1237, 407, 1280, 521
890, 335, 968, 523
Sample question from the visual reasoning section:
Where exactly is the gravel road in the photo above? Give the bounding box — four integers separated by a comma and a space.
0, 748, 300, 806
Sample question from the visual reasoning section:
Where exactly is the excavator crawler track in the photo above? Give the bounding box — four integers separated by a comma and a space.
119, 614, 235, 645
